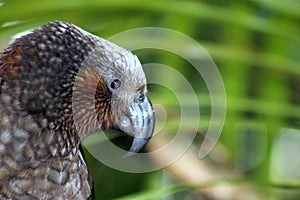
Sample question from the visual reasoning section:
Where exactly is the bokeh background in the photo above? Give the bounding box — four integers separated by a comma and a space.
1, 0, 300, 199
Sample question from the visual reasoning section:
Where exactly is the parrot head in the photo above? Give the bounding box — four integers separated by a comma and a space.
67, 23, 155, 156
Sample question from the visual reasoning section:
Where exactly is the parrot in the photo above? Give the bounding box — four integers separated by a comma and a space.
0, 21, 155, 199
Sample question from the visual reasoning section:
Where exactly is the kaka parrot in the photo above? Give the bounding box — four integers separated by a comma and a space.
0, 21, 155, 199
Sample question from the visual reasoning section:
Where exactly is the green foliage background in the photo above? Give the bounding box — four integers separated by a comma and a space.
1, 0, 300, 199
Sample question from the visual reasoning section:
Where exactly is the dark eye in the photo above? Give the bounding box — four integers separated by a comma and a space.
110, 79, 121, 89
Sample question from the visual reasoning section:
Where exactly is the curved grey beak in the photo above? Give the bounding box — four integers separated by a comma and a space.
118, 94, 155, 158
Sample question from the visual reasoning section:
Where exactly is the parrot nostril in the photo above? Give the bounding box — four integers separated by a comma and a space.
137, 93, 145, 103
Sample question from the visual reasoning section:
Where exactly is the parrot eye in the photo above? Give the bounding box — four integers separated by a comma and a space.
110, 79, 121, 89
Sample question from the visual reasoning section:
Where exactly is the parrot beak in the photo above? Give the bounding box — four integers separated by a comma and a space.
117, 94, 155, 158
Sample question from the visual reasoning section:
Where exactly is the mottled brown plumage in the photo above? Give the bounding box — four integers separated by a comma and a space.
0, 21, 154, 199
